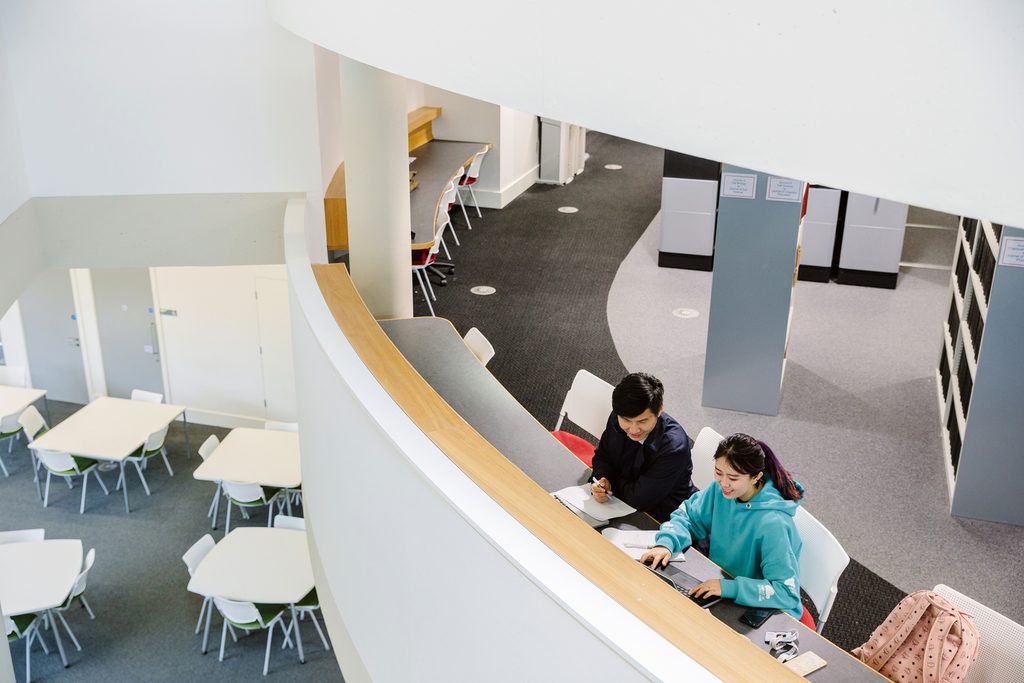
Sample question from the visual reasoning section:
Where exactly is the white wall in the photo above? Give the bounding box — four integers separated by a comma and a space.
150, 264, 295, 426
424, 84, 501, 193
0, 17, 28, 224
0, 0, 319, 197
315, 46, 344, 195
498, 106, 539, 207
0, 301, 31, 386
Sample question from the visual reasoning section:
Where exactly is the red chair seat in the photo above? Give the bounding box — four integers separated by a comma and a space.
458, 176, 477, 186
799, 606, 816, 631
551, 431, 596, 467
411, 248, 436, 266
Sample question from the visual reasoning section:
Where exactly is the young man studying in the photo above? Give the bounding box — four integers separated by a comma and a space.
590, 373, 696, 522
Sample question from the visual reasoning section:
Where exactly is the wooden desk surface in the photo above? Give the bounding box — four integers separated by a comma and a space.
380, 315, 883, 681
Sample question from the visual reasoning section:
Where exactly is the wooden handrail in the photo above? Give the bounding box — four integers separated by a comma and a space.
312, 262, 803, 682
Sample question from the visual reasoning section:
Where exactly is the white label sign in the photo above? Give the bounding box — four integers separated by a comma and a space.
766, 176, 804, 202
999, 236, 1024, 268
720, 173, 757, 199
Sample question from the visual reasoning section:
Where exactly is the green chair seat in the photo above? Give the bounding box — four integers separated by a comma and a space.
48, 455, 98, 475
5, 613, 37, 640
224, 603, 287, 629
0, 428, 22, 439
228, 486, 281, 506
296, 588, 318, 608
129, 445, 162, 459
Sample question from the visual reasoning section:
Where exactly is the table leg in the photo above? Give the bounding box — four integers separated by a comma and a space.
182, 411, 191, 458
290, 605, 305, 663
120, 462, 131, 513
48, 609, 69, 667
286, 491, 293, 516
202, 597, 213, 654
211, 482, 222, 530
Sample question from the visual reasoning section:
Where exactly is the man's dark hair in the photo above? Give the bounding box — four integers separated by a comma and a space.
612, 372, 664, 418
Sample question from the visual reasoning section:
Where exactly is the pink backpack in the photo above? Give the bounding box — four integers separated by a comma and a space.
853, 590, 980, 683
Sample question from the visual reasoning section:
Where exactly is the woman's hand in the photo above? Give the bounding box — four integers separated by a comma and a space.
690, 579, 722, 599
591, 477, 611, 503
640, 546, 672, 569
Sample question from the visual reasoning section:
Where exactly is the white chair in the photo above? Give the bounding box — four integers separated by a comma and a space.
553, 369, 615, 440
49, 547, 97, 653
0, 411, 20, 475
283, 587, 331, 654
213, 597, 291, 676
198, 434, 222, 522
130, 388, 164, 403
457, 147, 488, 218
221, 481, 283, 533
0, 528, 45, 544
264, 421, 298, 432
439, 173, 462, 256
793, 506, 850, 632
183, 534, 217, 635
934, 584, 1024, 683
35, 448, 110, 514
463, 327, 495, 366
690, 426, 725, 491
5, 612, 50, 683
411, 216, 447, 318
117, 424, 173, 496
17, 406, 50, 499
451, 166, 473, 230
273, 515, 306, 530
0, 364, 28, 387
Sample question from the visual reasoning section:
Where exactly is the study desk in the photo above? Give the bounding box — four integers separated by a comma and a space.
380, 317, 882, 681
0, 385, 48, 423
409, 141, 491, 249
187, 528, 314, 659
0, 539, 83, 667
29, 396, 187, 513
192, 427, 301, 529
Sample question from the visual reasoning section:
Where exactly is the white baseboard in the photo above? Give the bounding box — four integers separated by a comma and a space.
179, 407, 269, 430
468, 164, 539, 209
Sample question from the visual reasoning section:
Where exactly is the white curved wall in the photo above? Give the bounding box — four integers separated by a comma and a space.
283, 200, 718, 682
270, 0, 1024, 227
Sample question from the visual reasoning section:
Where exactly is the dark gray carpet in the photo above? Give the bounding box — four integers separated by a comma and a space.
0, 400, 342, 683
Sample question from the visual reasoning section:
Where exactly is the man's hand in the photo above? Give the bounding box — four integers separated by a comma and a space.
591, 477, 612, 503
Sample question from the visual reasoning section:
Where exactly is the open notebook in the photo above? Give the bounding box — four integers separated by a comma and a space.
601, 528, 686, 562
551, 484, 636, 522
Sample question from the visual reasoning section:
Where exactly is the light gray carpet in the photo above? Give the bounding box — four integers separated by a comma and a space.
608, 213, 1024, 624
0, 401, 343, 682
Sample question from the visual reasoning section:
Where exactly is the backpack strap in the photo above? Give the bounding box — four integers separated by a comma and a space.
864, 591, 933, 670
938, 610, 980, 683
922, 605, 957, 681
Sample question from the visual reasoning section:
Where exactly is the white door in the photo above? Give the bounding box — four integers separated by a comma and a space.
255, 277, 296, 421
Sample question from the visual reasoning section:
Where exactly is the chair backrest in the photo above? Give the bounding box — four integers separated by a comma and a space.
0, 411, 20, 433
143, 424, 170, 452
0, 365, 28, 388
0, 528, 45, 545
793, 506, 850, 631
273, 515, 306, 530
463, 327, 495, 366
222, 480, 266, 504
466, 149, 487, 179
435, 180, 458, 229
70, 548, 95, 599
17, 405, 48, 442
34, 448, 78, 474
198, 434, 220, 460
265, 421, 298, 432
934, 584, 1024, 683
690, 426, 725, 491
214, 596, 262, 626
554, 369, 614, 441
182, 534, 216, 576
131, 389, 164, 403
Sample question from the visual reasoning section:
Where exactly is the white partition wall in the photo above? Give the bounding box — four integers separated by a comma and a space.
283, 200, 718, 682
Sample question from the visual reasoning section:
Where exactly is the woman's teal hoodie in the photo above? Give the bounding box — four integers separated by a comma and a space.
654, 478, 805, 618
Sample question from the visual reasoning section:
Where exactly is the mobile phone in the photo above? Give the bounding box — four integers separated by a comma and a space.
739, 607, 776, 628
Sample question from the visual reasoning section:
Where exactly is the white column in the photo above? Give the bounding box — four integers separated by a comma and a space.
338, 56, 413, 319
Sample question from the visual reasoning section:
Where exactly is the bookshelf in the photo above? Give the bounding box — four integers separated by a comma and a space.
937, 218, 1024, 525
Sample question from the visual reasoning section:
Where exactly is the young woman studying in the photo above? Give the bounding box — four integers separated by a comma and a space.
641, 433, 816, 629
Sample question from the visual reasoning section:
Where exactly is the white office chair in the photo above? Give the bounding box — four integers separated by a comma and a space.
35, 448, 110, 514
934, 584, 1024, 682
5, 612, 50, 683
551, 369, 615, 468
130, 388, 164, 403
264, 421, 298, 432
411, 214, 447, 318
463, 327, 495, 366
17, 406, 50, 499
213, 597, 292, 676
273, 514, 306, 530
183, 534, 217, 634
0, 411, 20, 475
440, 172, 462, 253
690, 426, 725, 491
117, 424, 173, 496
198, 434, 223, 522
457, 147, 488, 218
48, 547, 97, 653
0, 528, 45, 544
451, 165, 473, 230
0, 364, 28, 387
221, 481, 283, 534
793, 506, 850, 632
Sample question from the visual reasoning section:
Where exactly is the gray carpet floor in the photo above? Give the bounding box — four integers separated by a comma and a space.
0, 401, 342, 683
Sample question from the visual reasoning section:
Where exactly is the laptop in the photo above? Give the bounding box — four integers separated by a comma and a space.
645, 562, 722, 609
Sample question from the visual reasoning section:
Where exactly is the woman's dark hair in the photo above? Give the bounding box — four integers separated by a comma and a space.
714, 433, 802, 501
611, 372, 664, 418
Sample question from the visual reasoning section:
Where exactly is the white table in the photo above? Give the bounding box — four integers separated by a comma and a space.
193, 428, 301, 528
187, 527, 314, 659
0, 539, 83, 667
0, 386, 48, 423
30, 396, 187, 513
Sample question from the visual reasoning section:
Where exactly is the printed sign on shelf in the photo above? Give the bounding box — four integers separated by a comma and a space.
720, 173, 757, 199
999, 236, 1024, 268
766, 176, 804, 202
